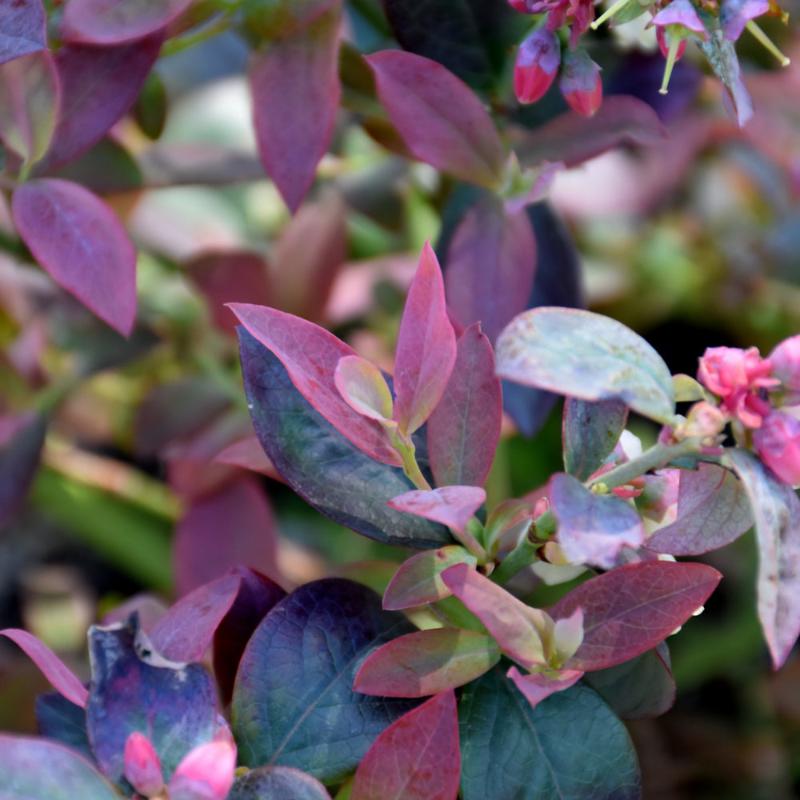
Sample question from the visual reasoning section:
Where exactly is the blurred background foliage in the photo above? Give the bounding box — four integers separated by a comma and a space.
1, 1, 800, 797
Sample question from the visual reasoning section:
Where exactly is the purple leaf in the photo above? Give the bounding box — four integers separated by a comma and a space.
441, 564, 548, 669
351, 691, 460, 800
149, 571, 242, 663
213, 435, 284, 482
230, 303, 401, 465
12, 178, 137, 335
230, 766, 331, 800
0, 1, 46, 66
354, 628, 500, 697
445, 195, 537, 345
367, 50, 505, 187
173, 477, 280, 596
186, 251, 272, 336
550, 473, 645, 568
388, 486, 485, 533
427, 324, 501, 489
213, 568, 286, 705
250, 8, 341, 212
0, 50, 60, 167
40, 35, 163, 170
0, 735, 118, 799
512, 95, 667, 168
383, 545, 477, 610
506, 666, 584, 711
550, 561, 722, 671
562, 398, 628, 482
62, 0, 194, 45
0, 628, 88, 708
646, 463, 753, 555
496, 307, 675, 425
0, 411, 46, 526
728, 449, 800, 668
393, 243, 457, 434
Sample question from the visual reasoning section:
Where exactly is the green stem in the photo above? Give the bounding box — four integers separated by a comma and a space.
591, 0, 630, 30
491, 535, 538, 585
162, 12, 234, 57
390, 428, 432, 491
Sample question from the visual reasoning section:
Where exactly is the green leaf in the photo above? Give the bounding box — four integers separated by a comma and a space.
563, 398, 628, 481
458, 667, 641, 800
496, 308, 675, 425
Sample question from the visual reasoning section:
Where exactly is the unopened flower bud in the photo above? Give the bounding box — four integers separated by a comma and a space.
682, 401, 727, 439
169, 741, 237, 800
123, 732, 164, 798
514, 29, 561, 104
753, 410, 800, 487
559, 49, 602, 116
769, 334, 800, 400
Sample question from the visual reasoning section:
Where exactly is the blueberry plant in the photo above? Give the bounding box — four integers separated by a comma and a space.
0, 0, 798, 799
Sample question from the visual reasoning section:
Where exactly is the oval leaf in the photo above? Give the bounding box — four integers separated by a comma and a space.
0, 736, 118, 800
551, 560, 722, 671
231, 579, 417, 782
0, 0, 46, 66
238, 328, 451, 549
563, 398, 628, 481
12, 178, 137, 335
62, 0, 194, 45
230, 766, 331, 800
351, 691, 460, 800
550, 473, 645, 569
427, 324, 501, 489
459, 669, 640, 800
355, 628, 500, 697
388, 486, 485, 534
496, 307, 675, 425
367, 51, 505, 188
335, 355, 394, 422
250, 9, 341, 212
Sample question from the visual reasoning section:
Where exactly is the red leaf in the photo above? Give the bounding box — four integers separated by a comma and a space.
445, 197, 537, 345
351, 691, 460, 800
0, 628, 87, 708
393, 243, 456, 434
149, 571, 242, 663
62, 0, 194, 45
0, 0, 46, 66
41, 35, 162, 170
249, 9, 341, 212
507, 666, 584, 711
367, 50, 505, 188
174, 477, 280, 596
388, 486, 485, 533
550, 561, 722, 671
0, 50, 60, 166
186, 251, 272, 336
229, 303, 401, 465
354, 628, 500, 697
12, 179, 137, 335
427, 324, 501, 488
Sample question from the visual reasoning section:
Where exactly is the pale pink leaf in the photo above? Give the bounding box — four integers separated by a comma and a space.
393, 243, 457, 434
12, 179, 137, 335
507, 666, 584, 711
213, 435, 284, 483
335, 355, 394, 422
388, 486, 485, 533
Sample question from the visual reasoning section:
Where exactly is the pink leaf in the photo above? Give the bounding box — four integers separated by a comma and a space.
0, 628, 87, 708
12, 179, 137, 335
445, 197, 537, 345
149, 571, 242, 663
550, 473, 645, 569
427, 324, 501, 489
186, 251, 272, 336
62, 0, 194, 46
169, 740, 236, 800
367, 50, 505, 188
507, 666, 584, 711
393, 243, 457, 434
174, 477, 280, 596
272, 190, 346, 321
213, 435, 284, 483
388, 486, 485, 533
0, 50, 60, 166
550, 561, 722, 671
229, 303, 401, 465
441, 563, 548, 669
354, 628, 500, 697
0, 0, 46, 66
351, 691, 460, 800
41, 35, 162, 170
249, 9, 341, 212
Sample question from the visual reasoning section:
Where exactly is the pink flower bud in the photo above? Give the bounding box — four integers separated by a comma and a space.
683, 401, 727, 439
769, 335, 800, 399
508, 0, 532, 10
123, 732, 164, 798
559, 49, 602, 117
514, 29, 561, 104
753, 410, 800, 487
169, 741, 237, 800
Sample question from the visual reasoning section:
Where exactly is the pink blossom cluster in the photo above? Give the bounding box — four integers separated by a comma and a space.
698, 336, 800, 486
